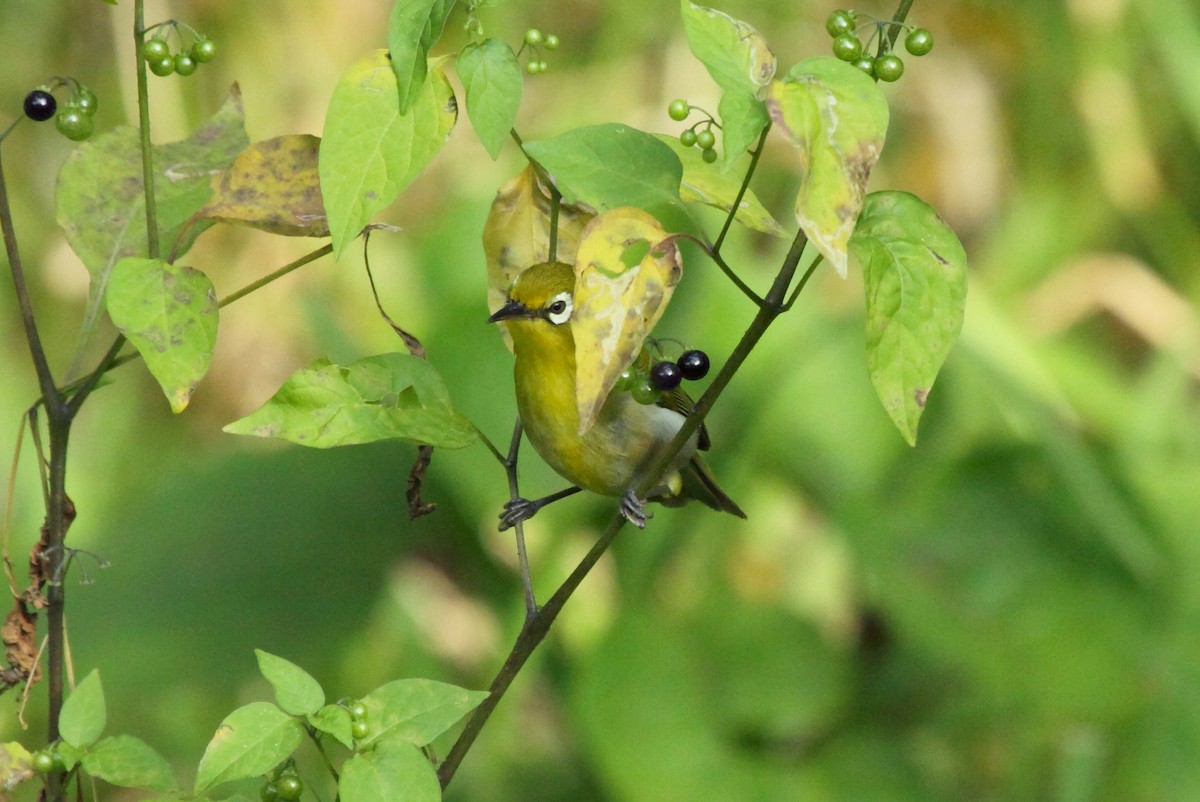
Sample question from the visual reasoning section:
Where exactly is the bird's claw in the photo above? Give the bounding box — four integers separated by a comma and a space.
619, 490, 651, 529
498, 497, 539, 531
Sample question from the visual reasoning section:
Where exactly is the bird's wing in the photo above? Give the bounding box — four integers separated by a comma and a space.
657, 385, 711, 451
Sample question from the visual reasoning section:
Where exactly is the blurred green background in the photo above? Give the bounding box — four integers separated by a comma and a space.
2, 0, 1200, 800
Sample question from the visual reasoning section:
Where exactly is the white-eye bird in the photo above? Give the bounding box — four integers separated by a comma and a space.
488, 260, 745, 528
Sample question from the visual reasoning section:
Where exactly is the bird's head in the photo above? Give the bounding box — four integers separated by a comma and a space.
488, 261, 576, 334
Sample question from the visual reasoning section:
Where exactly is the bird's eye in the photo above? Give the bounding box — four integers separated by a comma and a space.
548, 300, 566, 315
544, 293, 573, 325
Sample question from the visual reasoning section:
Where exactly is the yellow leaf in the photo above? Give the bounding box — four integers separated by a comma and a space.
482, 166, 594, 350
199, 135, 329, 237
573, 207, 683, 432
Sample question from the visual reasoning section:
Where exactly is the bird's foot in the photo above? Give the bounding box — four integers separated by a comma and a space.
499, 497, 540, 531
619, 490, 652, 529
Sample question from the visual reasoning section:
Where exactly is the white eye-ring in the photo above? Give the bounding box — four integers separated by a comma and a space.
545, 292, 573, 325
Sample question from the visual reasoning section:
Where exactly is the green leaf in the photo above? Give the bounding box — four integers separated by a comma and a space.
680, 0, 775, 166
339, 742, 439, 802
255, 650, 325, 717
456, 38, 522, 159
680, 0, 775, 95
359, 678, 487, 748
655, 135, 784, 237
60, 670, 106, 750
716, 89, 770, 169
198, 135, 329, 237
56, 87, 246, 363
224, 353, 478, 449
387, 0, 457, 114
848, 191, 968, 445
524, 124, 684, 215
308, 704, 354, 750
194, 702, 303, 794
105, 257, 218, 413
767, 58, 889, 278
0, 741, 33, 790
320, 50, 457, 258
81, 735, 180, 793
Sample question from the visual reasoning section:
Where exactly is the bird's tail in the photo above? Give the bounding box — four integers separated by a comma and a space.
681, 455, 746, 519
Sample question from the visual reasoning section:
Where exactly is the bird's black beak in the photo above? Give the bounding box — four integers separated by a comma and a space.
487, 299, 529, 324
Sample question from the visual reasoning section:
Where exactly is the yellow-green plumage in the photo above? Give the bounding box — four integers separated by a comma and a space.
491, 261, 744, 518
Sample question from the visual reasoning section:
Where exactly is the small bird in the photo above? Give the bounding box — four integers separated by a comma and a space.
488, 261, 745, 528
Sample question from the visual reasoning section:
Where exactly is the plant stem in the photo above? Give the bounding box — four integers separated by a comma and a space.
712, 123, 771, 254
216, 243, 334, 307
134, 0, 159, 259
436, 226, 811, 790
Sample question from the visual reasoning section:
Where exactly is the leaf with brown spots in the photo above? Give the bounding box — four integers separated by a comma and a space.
198, 135, 329, 237
767, 58, 888, 278
849, 190, 967, 445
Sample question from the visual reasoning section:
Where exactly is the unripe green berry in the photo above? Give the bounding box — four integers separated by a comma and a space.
55, 108, 93, 141
544, 33, 559, 50
905, 27, 934, 56
825, 10, 855, 37
832, 34, 863, 62
351, 719, 370, 740
192, 37, 218, 63
74, 87, 98, 116
260, 782, 279, 802
524, 28, 543, 46
851, 56, 875, 77
701, 147, 717, 163
149, 55, 175, 77
631, 379, 661, 405
276, 776, 303, 801
679, 129, 697, 148
875, 54, 904, 82
667, 98, 689, 121
142, 37, 170, 62
695, 129, 716, 150
173, 54, 198, 76
32, 751, 56, 774
348, 701, 368, 720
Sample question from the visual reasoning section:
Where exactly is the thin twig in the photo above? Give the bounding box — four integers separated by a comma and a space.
135, 0, 159, 259
712, 122, 772, 254
501, 419, 538, 617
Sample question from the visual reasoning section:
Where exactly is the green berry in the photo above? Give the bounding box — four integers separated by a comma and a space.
832, 34, 863, 61
667, 98, 689, 121
701, 147, 717, 163
875, 54, 904, 82
351, 719, 370, 740
276, 775, 303, 801
679, 129, 697, 148
851, 56, 876, 77
142, 37, 170, 62
191, 37, 218, 63
524, 28, 543, 46
631, 379, 661, 405
74, 87, 98, 116
544, 33, 559, 50
348, 700, 368, 720
32, 751, 56, 774
55, 108, 93, 141
615, 367, 639, 391
149, 55, 176, 77
260, 782, 279, 802
173, 53, 197, 76
905, 27, 933, 56
825, 10, 855, 37
695, 129, 715, 150
23, 90, 56, 122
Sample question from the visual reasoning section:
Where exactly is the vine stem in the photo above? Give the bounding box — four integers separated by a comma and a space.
135, 0, 160, 259
436, 225, 811, 789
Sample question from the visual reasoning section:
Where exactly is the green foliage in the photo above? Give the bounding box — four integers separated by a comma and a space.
387, 0, 457, 114
358, 678, 489, 747
767, 57, 889, 278
81, 735, 180, 793
194, 702, 304, 793
223, 354, 478, 448
339, 742, 440, 802
59, 671, 106, 751
679, 0, 774, 167
105, 257, 219, 413
656, 134, 784, 236
523, 123, 684, 216
850, 191, 967, 445
456, 39, 523, 159
255, 650, 325, 717
319, 50, 457, 257
54, 88, 246, 354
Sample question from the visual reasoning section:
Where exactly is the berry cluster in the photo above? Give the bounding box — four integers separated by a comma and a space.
617, 347, 711, 406
520, 28, 559, 75
666, 99, 720, 163
824, 9, 933, 83
260, 771, 303, 802
23, 79, 98, 142
141, 21, 217, 78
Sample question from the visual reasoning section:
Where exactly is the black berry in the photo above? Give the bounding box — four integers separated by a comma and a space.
23, 90, 56, 122
650, 361, 683, 391
677, 350, 710, 380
